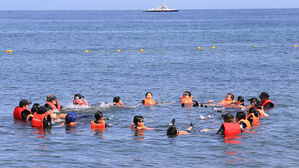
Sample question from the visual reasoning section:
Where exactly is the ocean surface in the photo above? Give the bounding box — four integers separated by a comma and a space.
0, 9, 299, 167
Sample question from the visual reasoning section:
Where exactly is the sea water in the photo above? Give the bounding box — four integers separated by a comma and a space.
0, 9, 298, 167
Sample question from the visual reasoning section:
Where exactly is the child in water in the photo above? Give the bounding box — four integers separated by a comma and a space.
167, 119, 193, 136
217, 93, 236, 107
113, 96, 124, 107
91, 111, 110, 129
142, 92, 156, 106
131, 115, 154, 130
235, 96, 246, 109
235, 112, 251, 129
73, 93, 88, 107
180, 91, 199, 107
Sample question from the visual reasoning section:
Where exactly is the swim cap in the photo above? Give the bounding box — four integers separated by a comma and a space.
66, 112, 77, 123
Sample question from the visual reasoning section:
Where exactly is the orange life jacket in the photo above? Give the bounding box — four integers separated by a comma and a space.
246, 113, 260, 125
262, 99, 275, 109
238, 119, 251, 129
114, 102, 124, 107
66, 122, 77, 127
46, 100, 61, 112
219, 99, 236, 106
13, 106, 30, 120
222, 122, 241, 136
131, 124, 135, 129
136, 126, 148, 130
257, 109, 265, 118
91, 120, 106, 129
31, 112, 51, 128
180, 96, 193, 104
143, 98, 156, 106
247, 105, 253, 110
73, 99, 88, 106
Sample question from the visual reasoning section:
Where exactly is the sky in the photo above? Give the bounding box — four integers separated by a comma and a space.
0, 0, 298, 10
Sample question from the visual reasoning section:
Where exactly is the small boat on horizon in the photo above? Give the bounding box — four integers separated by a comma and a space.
142, 2, 178, 12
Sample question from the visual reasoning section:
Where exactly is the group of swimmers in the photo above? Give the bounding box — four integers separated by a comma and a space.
13, 91, 275, 137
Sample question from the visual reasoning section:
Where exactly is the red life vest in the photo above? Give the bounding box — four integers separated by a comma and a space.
222, 122, 241, 136
262, 99, 275, 109
180, 96, 193, 104
31, 112, 51, 128
238, 119, 251, 129
91, 120, 106, 129
73, 99, 88, 106
246, 113, 260, 125
131, 124, 135, 129
46, 100, 61, 112
143, 98, 156, 106
13, 106, 27, 120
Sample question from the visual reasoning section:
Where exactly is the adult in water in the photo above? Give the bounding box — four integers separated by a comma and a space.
235, 96, 246, 109
167, 118, 193, 137
73, 93, 88, 107
142, 92, 156, 106
217, 113, 242, 136
217, 93, 236, 107
180, 91, 199, 107
13, 99, 33, 122
259, 92, 275, 110
45, 95, 62, 112
31, 106, 52, 128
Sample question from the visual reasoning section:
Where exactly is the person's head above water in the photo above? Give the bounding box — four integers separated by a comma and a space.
145, 92, 153, 99
183, 91, 192, 97
259, 92, 270, 102
65, 112, 77, 124
222, 113, 234, 123
46, 95, 57, 103
74, 93, 84, 100
248, 97, 261, 108
37, 106, 49, 114
31, 103, 40, 114
226, 93, 234, 101
19, 99, 32, 108
113, 96, 122, 103
248, 107, 259, 117
133, 115, 144, 127
237, 96, 244, 103
167, 126, 178, 136
236, 111, 246, 122
94, 111, 103, 121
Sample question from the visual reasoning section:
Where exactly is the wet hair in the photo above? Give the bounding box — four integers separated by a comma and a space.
133, 115, 144, 126
248, 107, 259, 117
113, 96, 121, 103
167, 126, 178, 136
237, 96, 244, 102
183, 91, 192, 96
31, 103, 40, 114
74, 93, 84, 100
46, 95, 57, 102
227, 93, 234, 100
145, 92, 152, 98
236, 111, 246, 120
94, 111, 103, 121
249, 97, 262, 109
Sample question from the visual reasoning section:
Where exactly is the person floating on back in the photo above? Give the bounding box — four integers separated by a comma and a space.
113, 96, 124, 107
45, 95, 62, 113
235, 111, 251, 129
13, 99, 33, 122
73, 93, 88, 107
131, 115, 154, 130
167, 118, 193, 137
91, 111, 110, 129
142, 92, 156, 106
180, 91, 199, 107
31, 106, 52, 128
259, 92, 275, 111
217, 93, 236, 107
217, 113, 242, 136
